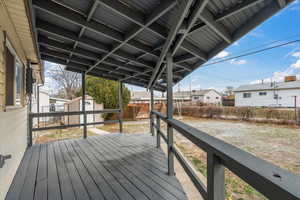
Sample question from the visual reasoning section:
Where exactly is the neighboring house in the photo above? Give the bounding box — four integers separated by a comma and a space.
234, 78, 300, 107
64, 95, 103, 125
49, 97, 70, 111
0, 1, 43, 198
130, 91, 161, 103
190, 89, 222, 104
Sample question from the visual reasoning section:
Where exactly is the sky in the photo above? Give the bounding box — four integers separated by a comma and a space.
45, 1, 300, 94
129, 0, 300, 92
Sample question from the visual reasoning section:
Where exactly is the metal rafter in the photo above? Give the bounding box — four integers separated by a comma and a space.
66, 0, 99, 67
147, 0, 194, 89
36, 20, 154, 69
171, 0, 209, 56
85, 0, 177, 74
199, 9, 232, 44
33, 0, 162, 61
98, 0, 207, 62
38, 36, 147, 73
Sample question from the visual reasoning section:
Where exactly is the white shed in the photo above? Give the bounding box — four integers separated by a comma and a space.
190, 89, 222, 104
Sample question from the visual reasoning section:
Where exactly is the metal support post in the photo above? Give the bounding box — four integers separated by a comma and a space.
82, 72, 87, 139
156, 116, 161, 148
207, 152, 225, 200
150, 88, 154, 136
119, 81, 123, 133
167, 52, 174, 176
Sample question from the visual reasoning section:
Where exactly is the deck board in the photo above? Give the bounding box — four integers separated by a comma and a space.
6, 134, 188, 200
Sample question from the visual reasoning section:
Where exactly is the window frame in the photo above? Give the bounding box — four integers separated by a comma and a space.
259, 92, 267, 96
243, 93, 251, 98
5, 38, 25, 109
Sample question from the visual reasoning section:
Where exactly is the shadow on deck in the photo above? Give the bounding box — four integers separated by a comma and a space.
5, 134, 188, 200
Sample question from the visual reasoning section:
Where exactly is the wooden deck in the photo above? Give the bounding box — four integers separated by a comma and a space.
6, 134, 188, 200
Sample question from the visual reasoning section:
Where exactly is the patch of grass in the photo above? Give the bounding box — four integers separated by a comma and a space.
190, 157, 207, 177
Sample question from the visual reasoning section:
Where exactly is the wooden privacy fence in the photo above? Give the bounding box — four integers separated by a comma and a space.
150, 110, 300, 200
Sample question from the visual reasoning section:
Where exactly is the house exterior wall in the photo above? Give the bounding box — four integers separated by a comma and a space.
235, 89, 300, 107
203, 90, 222, 104
191, 90, 222, 104
0, 1, 40, 198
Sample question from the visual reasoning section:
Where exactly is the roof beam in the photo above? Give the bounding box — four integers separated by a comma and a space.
85, 0, 177, 74
192, 0, 281, 71
147, 0, 194, 89
33, 0, 161, 59
97, 0, 207, 62
171, 0, 209, 55
189, 0, 265, 35
36, 20, 154, 69
199, 9, 232, 43
276, 0, 286, 8
38, 36, 147, 74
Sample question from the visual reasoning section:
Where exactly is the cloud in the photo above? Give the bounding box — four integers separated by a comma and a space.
214, 51, 230, 59
229, 59, 247, 65
292, 52, 300, 58
291, 59, 300, 69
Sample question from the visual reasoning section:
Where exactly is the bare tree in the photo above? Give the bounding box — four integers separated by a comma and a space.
47, 64, 81, 99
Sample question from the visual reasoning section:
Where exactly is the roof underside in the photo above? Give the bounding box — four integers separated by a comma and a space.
29, 0, 292, 91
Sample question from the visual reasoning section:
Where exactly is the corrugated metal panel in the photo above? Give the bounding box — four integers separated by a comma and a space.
30, 0, 291, 90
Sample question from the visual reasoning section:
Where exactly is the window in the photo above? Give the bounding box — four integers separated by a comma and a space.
259, 92, 267, 96
243, 93, 251, 98
193, 96, 199, 100
216, 97, 219, 99
206, 96, 210, 99
5, 39, 24, 107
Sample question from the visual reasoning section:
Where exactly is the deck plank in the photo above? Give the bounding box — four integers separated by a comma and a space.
68, 140, 119, 200
58, 140, 90, 199
19, 144, 41, 200
75, 139, 136, 200
63, 140, 105, 200
47, 143, 62, 200
5, 146, 35, 200
34, 144, 48, 200
6, 134, 188, 200
88, 138, 179, 200
92, 136, 187, 200
53, 142, 76, 200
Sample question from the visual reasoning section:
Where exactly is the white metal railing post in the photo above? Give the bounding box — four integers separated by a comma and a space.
207, 152, 225, 200
150, 88, 154, 136
119, 81, 123, 133
167, 52, 174, 176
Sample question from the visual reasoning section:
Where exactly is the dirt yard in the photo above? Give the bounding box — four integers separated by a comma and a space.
98, 117, 300, 200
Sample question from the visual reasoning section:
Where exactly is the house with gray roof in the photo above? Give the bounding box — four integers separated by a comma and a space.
234, 79, 300, 107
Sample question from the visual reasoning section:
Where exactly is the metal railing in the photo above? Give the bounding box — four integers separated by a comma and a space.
150, 110, 300, 200
28, 109, 121, 146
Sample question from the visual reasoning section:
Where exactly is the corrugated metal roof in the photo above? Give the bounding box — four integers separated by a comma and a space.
234, 80, 300, 92
28, 0, 294, 91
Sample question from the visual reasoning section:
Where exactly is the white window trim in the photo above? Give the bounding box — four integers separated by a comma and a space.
5, 38, 24, 109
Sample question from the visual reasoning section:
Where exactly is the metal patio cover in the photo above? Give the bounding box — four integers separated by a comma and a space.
30, 0, 292, 91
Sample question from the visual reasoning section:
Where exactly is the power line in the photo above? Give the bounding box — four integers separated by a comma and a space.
202, 39, 300, 67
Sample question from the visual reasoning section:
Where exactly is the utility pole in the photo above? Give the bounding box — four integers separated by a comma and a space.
292, 96, 298, 123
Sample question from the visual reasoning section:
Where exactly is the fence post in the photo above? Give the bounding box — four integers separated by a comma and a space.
156, 116, 161, 148
167, 52, 174, 176
119, 81, 123, 133
82, 72, 87, 139
207, 152, 225, 200
150, 88, 154, 136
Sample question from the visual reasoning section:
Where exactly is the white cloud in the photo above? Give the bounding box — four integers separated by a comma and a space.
292, 52, 300, 58
291, 59, 300, 69
214, 51, 230, 59
229, 59, 247, 65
